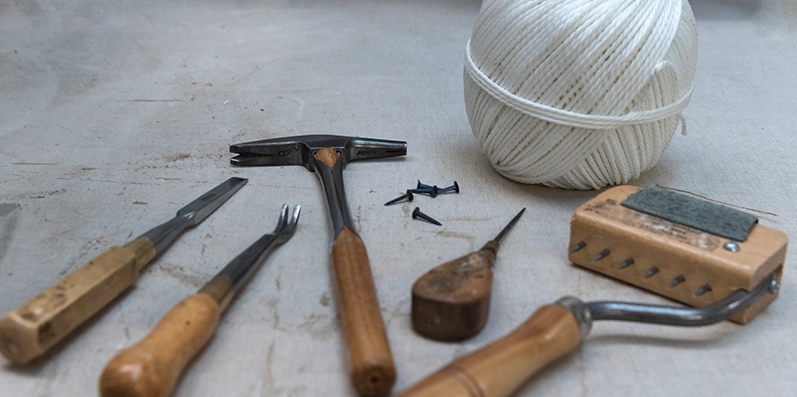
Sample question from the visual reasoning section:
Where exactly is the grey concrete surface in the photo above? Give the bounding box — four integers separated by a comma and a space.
1, 1, 795, 396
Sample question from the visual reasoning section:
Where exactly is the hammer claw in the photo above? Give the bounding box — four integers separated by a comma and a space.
230, 140, 312, 170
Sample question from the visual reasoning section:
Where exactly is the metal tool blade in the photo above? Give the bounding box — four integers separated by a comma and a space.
141, 177, 248, 255
492, 207, 526, 244
177, 177, 248, 226
203, 204, 301, 309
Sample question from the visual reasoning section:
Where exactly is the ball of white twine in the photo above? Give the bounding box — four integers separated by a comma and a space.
464, 0, 698, 190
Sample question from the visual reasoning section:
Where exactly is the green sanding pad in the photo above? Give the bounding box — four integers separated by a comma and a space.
621, 187, 758, 242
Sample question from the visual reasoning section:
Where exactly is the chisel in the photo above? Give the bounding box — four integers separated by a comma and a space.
0, 177, 247, 364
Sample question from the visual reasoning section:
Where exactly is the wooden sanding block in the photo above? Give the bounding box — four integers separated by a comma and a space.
569, 185, 787, 324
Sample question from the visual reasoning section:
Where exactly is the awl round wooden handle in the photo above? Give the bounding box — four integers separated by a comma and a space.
332, 227, 396, 397
395, 304, 580, 397
99, 293, 220, 397
411, 250, 496, 341
0, 237, 155, 364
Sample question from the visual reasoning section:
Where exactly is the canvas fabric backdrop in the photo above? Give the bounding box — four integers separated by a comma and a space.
0, 1, 795, 396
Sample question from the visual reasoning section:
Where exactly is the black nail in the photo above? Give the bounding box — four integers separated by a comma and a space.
384, 190, 414, 206
417, 180, 434, 190
410, 186, 439, 198
439, 181, 460, 194
412, 207, 442, 226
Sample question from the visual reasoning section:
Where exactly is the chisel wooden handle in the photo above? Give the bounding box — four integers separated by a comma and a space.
332, 227, 396, 397
395, 304, 580, 397
100, 293, 220, 397
0, 237, 155, 364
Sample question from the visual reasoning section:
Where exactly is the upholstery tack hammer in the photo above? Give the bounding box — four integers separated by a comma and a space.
230, 134, 406, 396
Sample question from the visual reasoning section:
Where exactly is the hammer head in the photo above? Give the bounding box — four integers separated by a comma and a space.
230, 134, 407, 171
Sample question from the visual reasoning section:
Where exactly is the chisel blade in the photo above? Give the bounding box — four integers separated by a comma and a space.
177, 177, 248, 226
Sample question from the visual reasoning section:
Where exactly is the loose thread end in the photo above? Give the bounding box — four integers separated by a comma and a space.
679, 113, 688, 136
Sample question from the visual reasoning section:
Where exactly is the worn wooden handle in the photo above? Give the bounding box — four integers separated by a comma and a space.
396, 304, 580, 397
332, 226, 396, 397
411, 251, 495, 341
0, 237, 155, 364
99, 293, 220, 397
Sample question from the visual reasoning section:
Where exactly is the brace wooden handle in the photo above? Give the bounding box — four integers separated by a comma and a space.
395, 304, 580, 397
99, 293, 220, 397
332, 227, 396, 397
0, 237, 156, 364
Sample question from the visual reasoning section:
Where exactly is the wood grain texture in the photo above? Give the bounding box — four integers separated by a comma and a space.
0, 237, 155, 364
568, 185, 787, 323
411, 250, 495, 341
396, 304, 580, 397
124, 236, 158, 273
332, 226, 395, 397
316, 147, 339, 168
99, 293, 221, 397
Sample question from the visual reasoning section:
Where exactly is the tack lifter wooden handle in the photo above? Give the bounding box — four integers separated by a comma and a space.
99, 293, 220, 397
332, 227, 396, 397
0, 237, 155, 364
396, 304, 581, 397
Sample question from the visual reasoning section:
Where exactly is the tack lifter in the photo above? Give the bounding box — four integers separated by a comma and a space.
100, 204, 300, 397
230, 134, 405, 396
0, 177, 248, 364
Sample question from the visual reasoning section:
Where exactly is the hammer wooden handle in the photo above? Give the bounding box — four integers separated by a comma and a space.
0, 237, 155, 364
100, 293, 220, 397
395, 304, 580, 397
332, 226, 396, 397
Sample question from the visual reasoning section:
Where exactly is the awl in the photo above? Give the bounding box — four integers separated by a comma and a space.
412, 208, 525, 341
0, 177, 248, 364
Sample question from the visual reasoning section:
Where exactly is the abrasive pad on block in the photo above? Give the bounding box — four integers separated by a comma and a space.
621, 187, 758, 242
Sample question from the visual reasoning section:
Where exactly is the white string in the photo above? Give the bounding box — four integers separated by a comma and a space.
464, 0, 698, 190
464, 42, 693, 130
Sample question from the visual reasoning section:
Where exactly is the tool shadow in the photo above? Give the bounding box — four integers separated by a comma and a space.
0, 203, 20, 268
